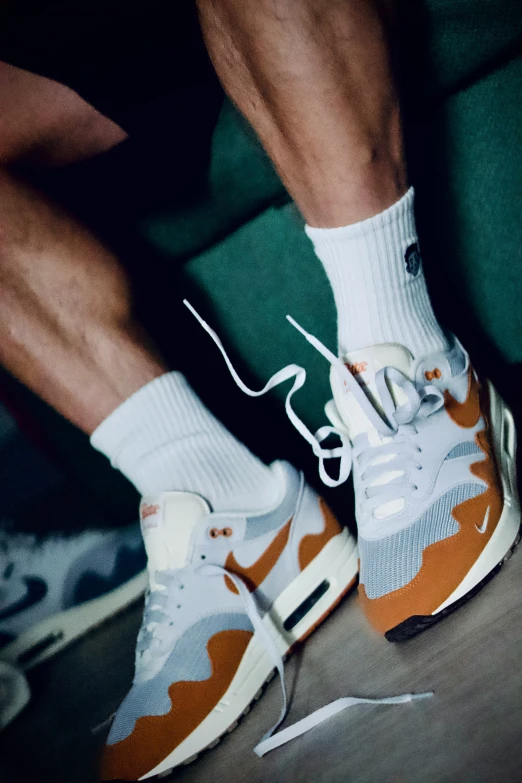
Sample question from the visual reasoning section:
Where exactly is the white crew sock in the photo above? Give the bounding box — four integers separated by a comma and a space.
305, 187, 448, 358
91, 372, 279, 512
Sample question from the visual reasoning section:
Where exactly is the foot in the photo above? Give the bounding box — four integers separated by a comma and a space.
101, 461, 357, 781
0, 524, 147, 668
327, 336, 521, 640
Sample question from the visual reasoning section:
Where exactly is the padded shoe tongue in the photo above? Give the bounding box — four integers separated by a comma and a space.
330, 343, 414, 441
139, 493, 210, 575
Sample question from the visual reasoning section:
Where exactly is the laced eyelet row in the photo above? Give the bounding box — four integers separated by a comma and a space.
209, 527, 233, 539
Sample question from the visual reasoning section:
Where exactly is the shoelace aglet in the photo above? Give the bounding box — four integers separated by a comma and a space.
183, 299, 202, 324
408, 691, 434, 702
286, 315, 339, 366
364, 692, 434, 707
286, 314, 306, 334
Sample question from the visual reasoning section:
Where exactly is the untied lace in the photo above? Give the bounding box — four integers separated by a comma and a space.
140, 561, 432, 757
184, 300, 445, 501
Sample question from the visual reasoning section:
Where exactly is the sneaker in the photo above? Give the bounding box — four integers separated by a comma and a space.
0, 523, 147, 669
189, 300, 520, 643
101, 461, 357, 781
0, 661, 30, 730
324, 336, 521, 641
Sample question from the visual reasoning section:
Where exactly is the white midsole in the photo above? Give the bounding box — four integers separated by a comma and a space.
142, 530, 358, 779
1, 571, 148, 670
434, 382, 521, 614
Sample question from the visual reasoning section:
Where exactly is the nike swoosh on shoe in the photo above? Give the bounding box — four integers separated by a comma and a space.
476, 506, 490, 534
224, 518, 292, 593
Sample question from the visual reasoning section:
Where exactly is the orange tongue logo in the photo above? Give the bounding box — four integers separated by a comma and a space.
140, 503, 160, 526
346, 361, 368, 376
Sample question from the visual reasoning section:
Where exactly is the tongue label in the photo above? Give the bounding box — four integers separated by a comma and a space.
346, 361, 368, 376
140, 502, 162, 530
344, 357, 375, 388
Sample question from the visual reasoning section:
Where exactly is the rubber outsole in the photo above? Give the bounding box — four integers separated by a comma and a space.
385, 529, 520, 642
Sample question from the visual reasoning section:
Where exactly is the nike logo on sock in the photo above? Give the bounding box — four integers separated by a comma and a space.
0, 576, 47, 620
476, 506, 490, 535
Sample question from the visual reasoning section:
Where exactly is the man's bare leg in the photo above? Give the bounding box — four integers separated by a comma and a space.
0, 169, 167, 433
0, 62, 161, 434
0, 62, 279, 508
197, 0, 406, 227
0, 62, 127, 168
197, 0, 447, 360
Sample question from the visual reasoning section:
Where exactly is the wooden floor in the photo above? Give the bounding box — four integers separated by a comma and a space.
2, 540, 522, 783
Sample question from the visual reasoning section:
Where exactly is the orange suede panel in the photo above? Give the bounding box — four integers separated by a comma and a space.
101, 629, 253, 781
224, 518, 292, 594
443, 367, 481, 429
359, 374, 503, 635
298, 498, 343, 571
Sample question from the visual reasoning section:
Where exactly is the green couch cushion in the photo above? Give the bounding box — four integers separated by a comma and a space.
415, 54, 522, 363
414, 0, 522, 95
143, 101, 286, 260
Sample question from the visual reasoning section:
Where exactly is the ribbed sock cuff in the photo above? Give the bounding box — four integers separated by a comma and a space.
91, 372, 278, 511
306, 188, 448, 358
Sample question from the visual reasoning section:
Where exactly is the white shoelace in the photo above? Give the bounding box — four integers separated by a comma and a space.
184, 300, 444, 502
181, 301, 434, 754
184, 301, 352, 488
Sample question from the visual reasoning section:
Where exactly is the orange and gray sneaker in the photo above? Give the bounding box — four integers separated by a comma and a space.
322, 335, 521, 641
185, 303, 520, 643
101, 461, 357, 781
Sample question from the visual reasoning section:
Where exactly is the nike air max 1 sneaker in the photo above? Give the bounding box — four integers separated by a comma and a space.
326, 336, 520, 641
186, 303, 519, 642
101, 461, 358, 781
0, 523, 147, 669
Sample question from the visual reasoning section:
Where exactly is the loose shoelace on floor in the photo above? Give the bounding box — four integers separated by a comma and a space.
139, 563, 432, 757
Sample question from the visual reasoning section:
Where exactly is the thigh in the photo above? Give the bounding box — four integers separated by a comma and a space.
0, 1, 216, 135
0, 61, 127, 168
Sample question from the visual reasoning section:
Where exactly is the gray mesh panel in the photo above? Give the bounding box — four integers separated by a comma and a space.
108, 612, 253, 744
359, 482, 484, 599
445, 441, 483, 460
